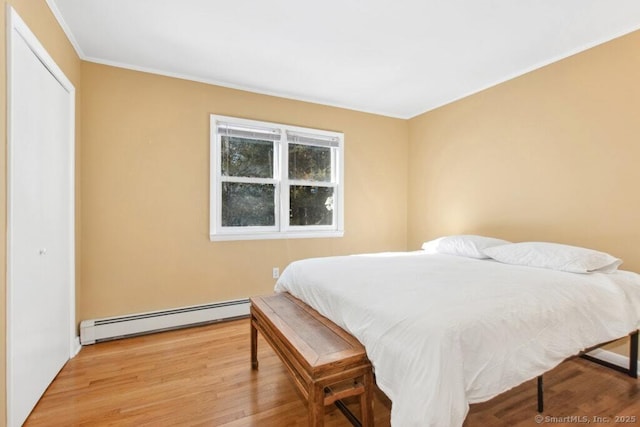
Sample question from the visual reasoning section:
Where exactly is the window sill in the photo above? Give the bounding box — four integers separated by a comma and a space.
210, 230, 344, 242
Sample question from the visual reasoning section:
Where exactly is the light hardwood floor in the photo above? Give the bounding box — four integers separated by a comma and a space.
26, 319, 639, 426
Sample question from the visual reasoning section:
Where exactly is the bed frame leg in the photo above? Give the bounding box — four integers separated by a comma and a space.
580, 330, 639, 378
630, 330, 638, 379
537, 376, 543, 413
535, 330, 637, 414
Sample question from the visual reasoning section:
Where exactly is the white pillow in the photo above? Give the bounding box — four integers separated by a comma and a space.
483, 242, 622, 274
421, 235, 511, 259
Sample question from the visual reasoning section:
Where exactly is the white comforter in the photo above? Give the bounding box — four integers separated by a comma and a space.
274, 252, 640, 427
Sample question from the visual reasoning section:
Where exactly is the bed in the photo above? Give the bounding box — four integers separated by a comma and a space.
274, 237, 640, 426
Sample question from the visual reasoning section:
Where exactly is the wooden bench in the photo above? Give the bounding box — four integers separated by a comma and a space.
250, 293, 374, 427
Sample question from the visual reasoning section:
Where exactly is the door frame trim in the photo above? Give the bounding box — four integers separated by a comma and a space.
6, 6, 76, 426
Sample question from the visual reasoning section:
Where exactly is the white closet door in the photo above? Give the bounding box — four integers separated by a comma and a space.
7, 9, 75, 427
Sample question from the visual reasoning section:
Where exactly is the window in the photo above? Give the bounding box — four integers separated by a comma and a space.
210, 115, 344, 241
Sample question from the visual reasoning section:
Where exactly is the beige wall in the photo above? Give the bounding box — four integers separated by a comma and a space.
80, 62, 409, 320
408, 30, 640, 355
408, 30, 640, 267
1, 0, 82, 424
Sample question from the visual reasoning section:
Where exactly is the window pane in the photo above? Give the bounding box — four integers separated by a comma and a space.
289, 186, 334, 226
288, 144, 331, 182
222, 183, 275, 226
221, 136, 274, 178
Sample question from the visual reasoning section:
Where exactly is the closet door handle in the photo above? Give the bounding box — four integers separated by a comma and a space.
38, 248, 47, 255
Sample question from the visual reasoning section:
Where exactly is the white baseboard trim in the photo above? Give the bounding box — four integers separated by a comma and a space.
79, 298, 250, 345
72, 336, 82, 357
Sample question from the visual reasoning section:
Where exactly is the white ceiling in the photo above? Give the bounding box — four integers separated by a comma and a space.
48, 0, 640, 119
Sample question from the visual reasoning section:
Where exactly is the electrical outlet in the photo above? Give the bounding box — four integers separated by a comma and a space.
272, 267, 280, 279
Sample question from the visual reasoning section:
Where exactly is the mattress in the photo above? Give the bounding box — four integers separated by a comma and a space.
274, 251, 640, 426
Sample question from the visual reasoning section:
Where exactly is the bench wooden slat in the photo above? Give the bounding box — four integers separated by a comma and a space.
258, 294, 368, 370
324, 381, 366, 406
264, 296, 351, 357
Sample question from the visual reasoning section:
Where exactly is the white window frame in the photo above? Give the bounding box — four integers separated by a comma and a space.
210, 115, 344, 241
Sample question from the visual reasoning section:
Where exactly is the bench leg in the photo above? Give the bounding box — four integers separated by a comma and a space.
309, 383, 325, 427
360, 371, 374, 426
250, 318, 258, 370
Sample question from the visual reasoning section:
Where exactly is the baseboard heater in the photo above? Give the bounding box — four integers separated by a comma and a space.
80, 298, 250, 345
